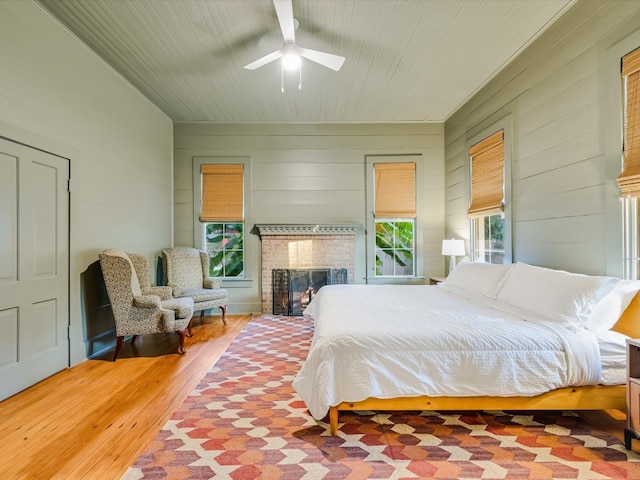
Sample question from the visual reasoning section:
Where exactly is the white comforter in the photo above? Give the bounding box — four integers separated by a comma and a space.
292, 284, 602, 420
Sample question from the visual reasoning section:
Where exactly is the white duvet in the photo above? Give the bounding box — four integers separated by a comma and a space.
292, 284, 602, 420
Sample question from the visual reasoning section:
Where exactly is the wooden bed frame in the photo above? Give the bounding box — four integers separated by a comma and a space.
327, 291, 640, 435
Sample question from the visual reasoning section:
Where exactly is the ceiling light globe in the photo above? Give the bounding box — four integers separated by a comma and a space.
282, 53, 301, 71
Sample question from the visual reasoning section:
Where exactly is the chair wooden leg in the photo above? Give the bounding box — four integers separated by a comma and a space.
112, 336, 124, 362
186, 318, 194, 337
219, 305, 227, 324
176, 328, 187, 355
176, 329, 187, 355
200, 309, 205, 318
130, 334, 138, 345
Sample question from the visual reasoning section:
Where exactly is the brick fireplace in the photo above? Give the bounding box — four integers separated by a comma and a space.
255, 224, 358, 314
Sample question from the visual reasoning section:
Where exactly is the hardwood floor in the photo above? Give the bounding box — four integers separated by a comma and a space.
0, 313, 255, 480
0, 312, 633, 479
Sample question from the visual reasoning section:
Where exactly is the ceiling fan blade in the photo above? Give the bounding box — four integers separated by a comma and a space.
243, 49, 283, 70
273, 0, 296, 43
300, 47, 345, 72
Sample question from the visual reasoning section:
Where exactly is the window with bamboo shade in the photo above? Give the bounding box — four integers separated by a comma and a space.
618, 46, 640, 197
200, 164, 244, 222
373, 162, 416, 277
468, 130, 504, 217
199, 164, 245, 278
467, 129, 507, 265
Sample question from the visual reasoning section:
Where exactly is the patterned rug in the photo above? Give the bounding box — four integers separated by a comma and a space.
123, 316, 640, 479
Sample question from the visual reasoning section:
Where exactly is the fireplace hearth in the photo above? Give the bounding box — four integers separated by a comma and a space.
273, 268, 347, 316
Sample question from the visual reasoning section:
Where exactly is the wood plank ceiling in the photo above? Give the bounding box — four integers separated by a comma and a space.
36, 0, 575, 123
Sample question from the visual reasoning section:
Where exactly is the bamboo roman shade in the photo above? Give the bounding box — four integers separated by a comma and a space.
468, 130, 504, 218
200, 164, 244, 222
374, 162, 416, 218
618, 46, 640, 197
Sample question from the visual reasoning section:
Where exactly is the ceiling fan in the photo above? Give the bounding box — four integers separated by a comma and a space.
243, 0, 345, 73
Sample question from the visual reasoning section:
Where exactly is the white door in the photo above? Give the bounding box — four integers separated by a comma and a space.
0, 138, 70, 400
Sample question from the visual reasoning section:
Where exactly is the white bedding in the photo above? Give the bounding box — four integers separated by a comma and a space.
597, 329, 630, 385
292, 284, 605, 420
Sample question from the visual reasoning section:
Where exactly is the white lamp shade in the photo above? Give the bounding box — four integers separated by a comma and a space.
441, 239, 465, 257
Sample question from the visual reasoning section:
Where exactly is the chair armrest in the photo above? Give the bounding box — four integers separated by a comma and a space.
144, 285, 173, 301
133, 295, 162, 309
167, 282, 182, 298
203, 277, 222, 289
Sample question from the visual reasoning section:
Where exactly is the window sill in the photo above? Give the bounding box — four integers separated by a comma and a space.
219, 278, 253, 288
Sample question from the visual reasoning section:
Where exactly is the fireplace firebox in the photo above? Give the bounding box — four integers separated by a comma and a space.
272, 268, 347, 316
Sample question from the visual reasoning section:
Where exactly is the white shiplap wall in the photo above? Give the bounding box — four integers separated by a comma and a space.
174, 123, 445, 313
444, 0, 640, 277
0, 1, 174, 364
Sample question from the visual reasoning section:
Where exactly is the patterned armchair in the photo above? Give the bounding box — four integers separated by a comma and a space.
162, 247, 228, 333
99, 248, 194, 361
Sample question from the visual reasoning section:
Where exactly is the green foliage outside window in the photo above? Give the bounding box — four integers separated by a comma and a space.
375, 220, 414, 276
205, 222, 244, 278
485, 214, 504, 242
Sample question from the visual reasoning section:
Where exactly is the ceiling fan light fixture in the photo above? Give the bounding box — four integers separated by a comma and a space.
282, 52, 301, 71
281, 44, 301, 71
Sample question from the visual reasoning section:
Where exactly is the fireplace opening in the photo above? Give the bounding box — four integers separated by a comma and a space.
272, 268, 347, 316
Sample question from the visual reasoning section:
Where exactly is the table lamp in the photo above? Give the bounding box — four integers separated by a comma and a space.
442, 238, 465, 272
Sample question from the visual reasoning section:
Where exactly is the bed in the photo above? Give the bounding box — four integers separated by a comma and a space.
291, 261, 640, 435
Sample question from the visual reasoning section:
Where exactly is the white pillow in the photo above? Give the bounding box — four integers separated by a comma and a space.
442, 261, 514, 299
495, 263, 617, 331
584, 279, 640, 332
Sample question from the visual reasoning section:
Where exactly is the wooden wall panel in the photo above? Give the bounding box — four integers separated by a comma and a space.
444, 0, 640, 277
0, 2, 174, 364
516, 215, 607, 274
175, 123, 445, 313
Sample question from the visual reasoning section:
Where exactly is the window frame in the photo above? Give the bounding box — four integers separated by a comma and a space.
621, 46, 640, 280
466, 117, 513, 265
623, 197, 639, 279
193, 156, 252, 283
365, 155, 424, 283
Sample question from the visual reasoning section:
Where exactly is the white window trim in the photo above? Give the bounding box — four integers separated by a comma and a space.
192, 156, 252, 283
607, 29, 640, 279
365, 154, 425, 284
465, 116, 513, 264
623, 197, 638, 279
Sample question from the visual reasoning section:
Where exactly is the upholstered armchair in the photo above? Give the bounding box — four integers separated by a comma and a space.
162, 247, 228, 332
99, 248, 194, 361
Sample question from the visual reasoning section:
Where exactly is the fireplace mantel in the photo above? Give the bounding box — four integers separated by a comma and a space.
254, 224, 361, 236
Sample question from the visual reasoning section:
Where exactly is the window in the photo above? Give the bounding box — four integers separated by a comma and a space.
198, 163, 245, 279
375, 220, 415, 276
620, 46, 640, 278
467, 122, 512, 265
372, 162, 416, 277
470, 214, 505, 264
203, 222, 244, 277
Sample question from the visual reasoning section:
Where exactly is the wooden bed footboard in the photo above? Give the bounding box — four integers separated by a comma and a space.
328, 385, 627, 435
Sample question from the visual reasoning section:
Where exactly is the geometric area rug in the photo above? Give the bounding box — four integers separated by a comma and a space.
122, 316, 640, 480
